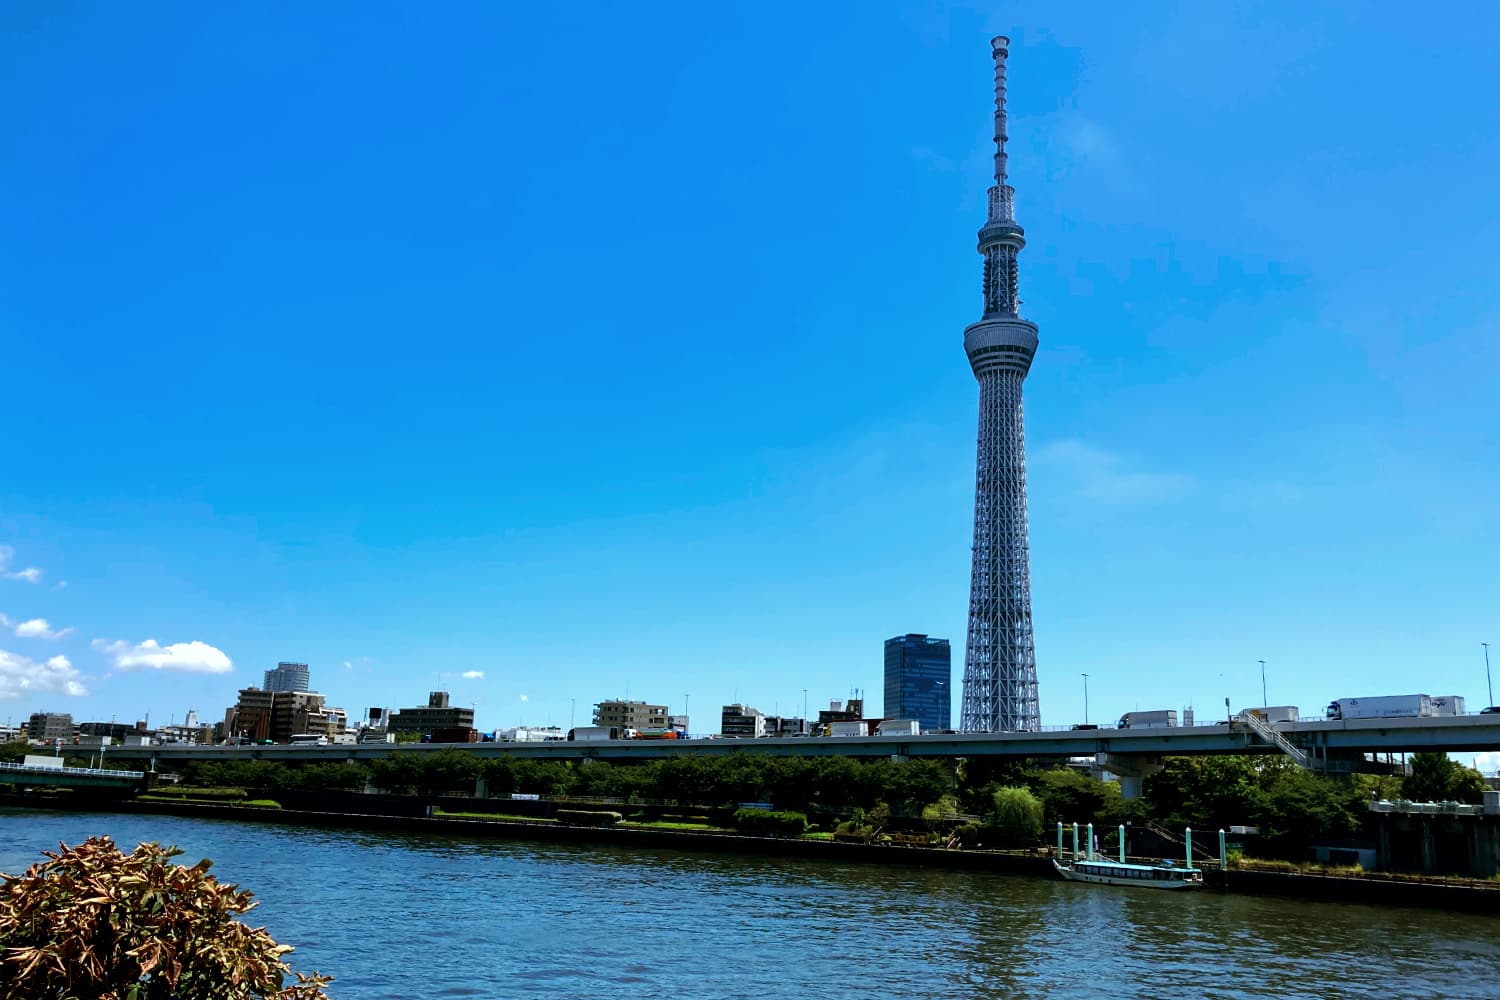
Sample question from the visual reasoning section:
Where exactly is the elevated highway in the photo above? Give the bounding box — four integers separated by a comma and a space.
110, 715, 1500, 770
0, 761, 146, 791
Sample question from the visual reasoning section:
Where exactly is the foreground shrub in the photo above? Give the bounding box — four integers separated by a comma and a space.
732, 808, 809, 838
141, 785, 249, 801
0, 835, 329, 999
952, 822, 982, 848
555, 809, 623, 827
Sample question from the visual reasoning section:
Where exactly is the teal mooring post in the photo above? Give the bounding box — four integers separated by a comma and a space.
1119, 824, 1126, 863
1086, 822, 1094, 861
1056, 822, 1063, 857
1185, 827, 1193, 866
1219, 828, 1227, 870
1071, 823, 1079, 860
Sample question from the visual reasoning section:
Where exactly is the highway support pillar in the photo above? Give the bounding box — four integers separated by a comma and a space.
1097, 753, 1163, 800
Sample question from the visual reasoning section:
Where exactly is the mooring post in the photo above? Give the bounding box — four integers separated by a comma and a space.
1087, 822, 1095, 861
1185, 827, 1193, 866
1119, 824, 1126, 863
1072, 822, 1079, 860
1057, 822, 1064, 857
1219, 828, 1227, 870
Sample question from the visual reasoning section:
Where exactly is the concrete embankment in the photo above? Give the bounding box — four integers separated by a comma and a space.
7, 793, 1498, 912
1207, 866, 1500, 913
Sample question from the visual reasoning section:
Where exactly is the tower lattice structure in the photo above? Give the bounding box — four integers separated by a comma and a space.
959, 36, 1041, 733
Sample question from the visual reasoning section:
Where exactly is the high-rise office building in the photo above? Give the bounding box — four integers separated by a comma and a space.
959, 36, 1042, 733
884, 634, 952, 733
264, 661, 310, 693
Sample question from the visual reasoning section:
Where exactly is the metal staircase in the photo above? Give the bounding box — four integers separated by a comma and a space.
1144, 821, 1218, 863
1238, 711, 1309, 768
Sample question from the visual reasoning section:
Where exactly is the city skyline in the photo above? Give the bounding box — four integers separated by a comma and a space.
2, 5, 1497, 764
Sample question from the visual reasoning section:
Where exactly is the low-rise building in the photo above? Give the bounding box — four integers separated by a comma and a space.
224, 689, 347, 744
79, 721, 145, 742
26, 712, 73, 743
594, 699, 668, 731
389, 691, 475, 738
226, 689, 275, 742
817, 698, 864, 726
721, 703, 766, 738
762, 715, 808, 737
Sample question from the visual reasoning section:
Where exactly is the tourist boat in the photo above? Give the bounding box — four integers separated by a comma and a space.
1052, 856, 1204, 890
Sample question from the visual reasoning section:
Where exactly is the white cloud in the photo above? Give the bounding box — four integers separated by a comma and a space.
1036, 439, 1193, 504
0, 648, 88, 698
92, 638, 232, 674
0, 546, 42, 584
14, 618, 73, 640
52, 581, 67, 591
519, 693, 528, 702
343, 660, 353, 671
1058, 116, 1119, 164
461, 670, 485, 680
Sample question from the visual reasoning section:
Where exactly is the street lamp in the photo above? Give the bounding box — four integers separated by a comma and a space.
1081, 673, 1089, 726
802, 689, 808, 734
1484, 642, 1493, 708
1259, 659, 1267, 707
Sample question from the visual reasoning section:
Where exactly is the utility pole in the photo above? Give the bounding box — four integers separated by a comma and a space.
1259, 659, 1267, 707
1081, 673, 1089, 725
802, 689, 808, 733
1484, 642, 1493, 708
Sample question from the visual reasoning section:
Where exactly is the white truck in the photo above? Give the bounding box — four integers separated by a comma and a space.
828, 721, 869, 737
1237, 706, 1300, 724
1430, 696, 1467, 716
875, 719, 920, 736
567, 726, 627, 741
1326, 695, 1444, 720
1118, 710, 1177, 729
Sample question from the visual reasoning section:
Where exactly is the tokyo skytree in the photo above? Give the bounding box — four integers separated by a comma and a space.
959, 36, 1041, 733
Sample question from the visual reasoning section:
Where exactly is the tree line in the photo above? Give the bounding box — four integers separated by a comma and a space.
169, 748, 1489, 855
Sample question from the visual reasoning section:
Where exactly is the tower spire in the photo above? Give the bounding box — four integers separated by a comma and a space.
989, 35, 1015, 225
960, 34, 1041, 734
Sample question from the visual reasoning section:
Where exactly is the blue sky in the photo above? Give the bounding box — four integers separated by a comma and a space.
2, 2, 1497, 743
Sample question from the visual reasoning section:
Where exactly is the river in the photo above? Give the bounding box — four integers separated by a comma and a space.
2, 809, 1496, 999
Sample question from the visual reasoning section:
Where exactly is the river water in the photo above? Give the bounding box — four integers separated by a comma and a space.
2, 809, 1496, 999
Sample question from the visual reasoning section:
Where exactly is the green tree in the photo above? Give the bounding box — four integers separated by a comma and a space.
290, 762, 368, 792
1256, 761, 1360, 851
367, 754, 426, 794
412, 749, 482, 795
1032, 768, 1124, 828
1142, 756, 1263, 830
0, 741, 31, 763
0, 836, 329, 999
1404, 752, 1487, 804
989, 786, 1043, 847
